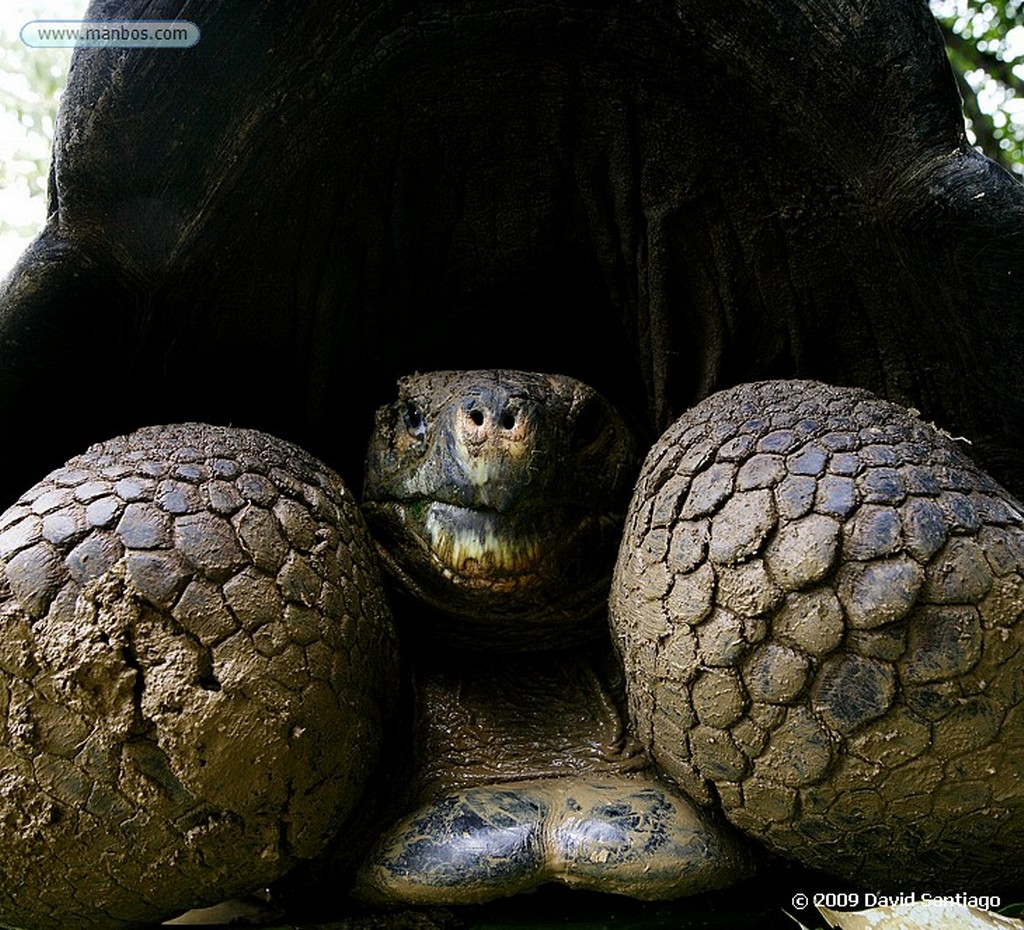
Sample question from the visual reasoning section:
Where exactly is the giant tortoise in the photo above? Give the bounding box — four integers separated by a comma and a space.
1, 0, 1024, 926
0, 368, 1021, 928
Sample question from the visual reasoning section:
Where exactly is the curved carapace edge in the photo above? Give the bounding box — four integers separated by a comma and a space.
1, 2, 1021, 510
362, 370, 641, 649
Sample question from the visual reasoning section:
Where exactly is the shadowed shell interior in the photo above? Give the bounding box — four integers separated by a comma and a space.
362, 370, 640, 649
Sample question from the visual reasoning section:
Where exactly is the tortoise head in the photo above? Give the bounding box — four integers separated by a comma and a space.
363, 370, 640, 650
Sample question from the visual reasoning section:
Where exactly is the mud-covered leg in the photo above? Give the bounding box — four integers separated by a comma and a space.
0, 424, 397, 930
612, 379, 1024, 891
356, 774, 752, 904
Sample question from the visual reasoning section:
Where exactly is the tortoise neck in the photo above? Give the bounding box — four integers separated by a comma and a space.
408, 639, 648, 798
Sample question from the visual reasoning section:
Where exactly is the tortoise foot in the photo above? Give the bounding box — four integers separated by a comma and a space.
612, 379, 1024, 890
356, 776, 753, 905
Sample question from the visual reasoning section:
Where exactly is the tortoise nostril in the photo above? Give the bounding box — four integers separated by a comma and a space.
500, 412, 516, 430
469, 409, 485, 427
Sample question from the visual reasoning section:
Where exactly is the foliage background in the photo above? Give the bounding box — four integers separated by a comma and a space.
0, 1, 1022, 279
0, 0, 84, 276
933, 0, 1024, 175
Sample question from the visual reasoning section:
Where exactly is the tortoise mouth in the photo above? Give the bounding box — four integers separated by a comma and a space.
423, 502, 547, 581
368, 499, 618, 587
363, 497, 623, 649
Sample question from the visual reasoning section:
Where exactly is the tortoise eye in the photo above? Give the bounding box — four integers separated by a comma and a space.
571, 397, 608, 453
402, 402, 426, 441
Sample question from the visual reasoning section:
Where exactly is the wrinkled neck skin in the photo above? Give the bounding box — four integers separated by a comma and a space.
404, 629, 648, 802
363, 369, 649, 796
380, 571, 648, 803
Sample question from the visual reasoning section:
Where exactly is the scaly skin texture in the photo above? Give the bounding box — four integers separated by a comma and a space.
612, 380, 1024, 891
1, 373, 1020, 922
0, 424, 397, 930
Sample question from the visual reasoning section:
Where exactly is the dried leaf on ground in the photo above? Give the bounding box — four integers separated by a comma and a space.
819, 902, 1024, 930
